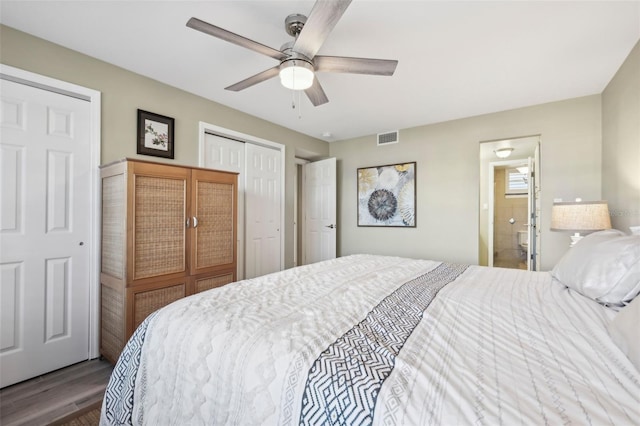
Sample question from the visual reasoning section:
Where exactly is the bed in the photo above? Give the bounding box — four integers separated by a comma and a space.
100, 230, 640, 425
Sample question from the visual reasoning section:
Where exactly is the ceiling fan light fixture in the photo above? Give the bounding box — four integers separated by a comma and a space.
279, 60, 314, 90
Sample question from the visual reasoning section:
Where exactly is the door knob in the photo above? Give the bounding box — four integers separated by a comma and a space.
325, 224, 336, 229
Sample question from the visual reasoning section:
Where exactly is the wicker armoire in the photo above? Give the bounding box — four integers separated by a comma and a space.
100, 159, 237, 363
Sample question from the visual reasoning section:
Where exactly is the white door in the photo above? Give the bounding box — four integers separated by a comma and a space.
526, 156, 534, 270
303, 158, 337, 264
245, 143, 282, 278
203, 133, 245, 280
533, 143, 542, 270
1, 80, 91, 387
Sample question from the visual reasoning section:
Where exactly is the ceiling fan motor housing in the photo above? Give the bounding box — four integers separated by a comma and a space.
285, 14, 307, 37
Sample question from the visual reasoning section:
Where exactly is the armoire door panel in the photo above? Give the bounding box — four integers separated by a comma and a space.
131, 173, 188, 281
190, 170, 237, 275
191, 272, 235, 294
127, 279, 187, 335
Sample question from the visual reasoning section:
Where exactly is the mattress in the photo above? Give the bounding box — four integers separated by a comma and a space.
100, 254, 640, 425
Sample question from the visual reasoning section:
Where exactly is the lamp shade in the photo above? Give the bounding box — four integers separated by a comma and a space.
279, 60, 314, 90
551, 201, 612, 232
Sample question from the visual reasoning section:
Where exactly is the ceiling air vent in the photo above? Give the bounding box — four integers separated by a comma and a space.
377, 130, 399, 146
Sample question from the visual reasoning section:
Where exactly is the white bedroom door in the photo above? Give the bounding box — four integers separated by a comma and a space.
532, 142, 542, 270
303, 158, 336, 264
526, 156, 535, 270
0, 79, 91, 387
245, 143, 282, 278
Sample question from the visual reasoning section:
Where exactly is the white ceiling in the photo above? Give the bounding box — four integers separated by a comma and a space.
1, 1, 638, 142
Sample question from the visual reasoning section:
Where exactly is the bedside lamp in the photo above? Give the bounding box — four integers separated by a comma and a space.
551, 200, 612, 247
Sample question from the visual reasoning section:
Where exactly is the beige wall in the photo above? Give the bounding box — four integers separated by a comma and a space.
5, 24, 632, 272
0, 25, 329, 269
330, 95, 602, 270
602, 40, 640, 233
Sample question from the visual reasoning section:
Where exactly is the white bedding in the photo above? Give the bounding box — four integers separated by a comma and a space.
101, 254, 640, 425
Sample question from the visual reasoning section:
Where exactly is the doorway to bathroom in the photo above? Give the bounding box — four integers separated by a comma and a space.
479, 136, 541, 271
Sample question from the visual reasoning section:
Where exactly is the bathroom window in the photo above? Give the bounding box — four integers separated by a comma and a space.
505, 168, 528, 197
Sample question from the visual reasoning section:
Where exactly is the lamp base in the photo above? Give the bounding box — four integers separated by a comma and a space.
569, 232, 583, 247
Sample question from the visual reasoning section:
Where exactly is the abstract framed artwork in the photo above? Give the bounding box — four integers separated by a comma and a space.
357, 162, 416, 227
137, 109, 174, 159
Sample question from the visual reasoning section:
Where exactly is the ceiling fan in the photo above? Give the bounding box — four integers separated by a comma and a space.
186, 0, 398, 106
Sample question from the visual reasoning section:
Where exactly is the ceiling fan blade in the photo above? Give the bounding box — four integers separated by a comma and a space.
305, 78, 329, 106
293, 0, 352, 59
314, 56, 398, 76
187, 17, 287, 61
225, 66, 281, 91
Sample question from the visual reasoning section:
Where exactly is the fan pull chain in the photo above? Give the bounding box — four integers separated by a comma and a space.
290, 90, 303, 119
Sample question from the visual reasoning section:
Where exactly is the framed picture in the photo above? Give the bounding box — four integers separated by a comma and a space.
137, 109, 174, 159
357, 162, 416, 227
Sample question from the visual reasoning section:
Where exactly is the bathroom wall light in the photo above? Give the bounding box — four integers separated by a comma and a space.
495, 148, 514, 158
279, 60, 314, 90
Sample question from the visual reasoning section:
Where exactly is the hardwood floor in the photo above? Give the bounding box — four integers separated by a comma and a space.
0, 358, 113, 426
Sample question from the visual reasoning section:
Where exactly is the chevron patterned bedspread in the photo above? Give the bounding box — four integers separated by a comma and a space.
100, 254, 640, 425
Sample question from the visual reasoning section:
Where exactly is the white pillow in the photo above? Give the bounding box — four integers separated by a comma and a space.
551, 229, 640, 308
608, 295, 640, 372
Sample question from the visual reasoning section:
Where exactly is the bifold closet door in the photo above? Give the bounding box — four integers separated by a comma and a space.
245, 143, 282, 278
0, 79, 92, 387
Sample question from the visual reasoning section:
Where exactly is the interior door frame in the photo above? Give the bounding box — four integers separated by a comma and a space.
0, 64, 102, 358
198, 122, 285, 274
488, 156, 542, 270
488, 159, 526, 267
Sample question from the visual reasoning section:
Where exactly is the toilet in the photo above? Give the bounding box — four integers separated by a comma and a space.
517, 230, 528, 251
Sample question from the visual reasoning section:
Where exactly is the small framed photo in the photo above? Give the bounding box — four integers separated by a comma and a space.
137, 109, 174, 159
